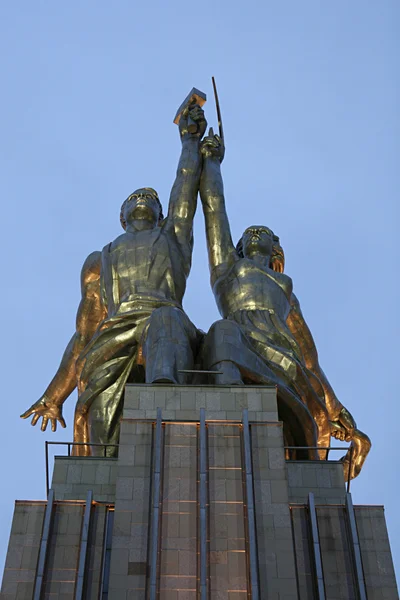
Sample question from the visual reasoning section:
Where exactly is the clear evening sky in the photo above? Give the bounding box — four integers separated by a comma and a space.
0, 1, 398, 578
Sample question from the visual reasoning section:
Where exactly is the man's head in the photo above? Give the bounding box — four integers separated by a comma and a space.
120, 188, 164, 230
237, 226, 285, 271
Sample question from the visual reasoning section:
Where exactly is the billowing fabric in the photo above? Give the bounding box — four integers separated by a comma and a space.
73, 301, 199, 456
202, 310, 331, 459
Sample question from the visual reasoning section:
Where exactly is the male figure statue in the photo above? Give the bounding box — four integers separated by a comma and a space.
199, 131, 370, 476
21, 104, 207, 455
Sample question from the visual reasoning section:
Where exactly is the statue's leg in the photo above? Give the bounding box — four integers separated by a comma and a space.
201, 320, 248, 384
85, 386, 125, 457
73, 330, 139, 457
80, 348, 137, 457
212, 361, 243, 385
246, 334, 331, 457
73, 383, 127, 458
143, 306, 198, 384
202, 319, 319, 458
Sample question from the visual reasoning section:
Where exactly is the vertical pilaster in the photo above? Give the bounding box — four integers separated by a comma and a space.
199, 408, 209, 600
75, 490, 93, 600
308, 492, 326, 600
99, 508, 114, 599
148, 409, 163, 599
241, 409, 260, 599
33, 489, 54, 600
345, 493, 367, 600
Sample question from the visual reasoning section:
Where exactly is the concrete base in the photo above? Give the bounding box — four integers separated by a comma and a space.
1, 385, 398, 599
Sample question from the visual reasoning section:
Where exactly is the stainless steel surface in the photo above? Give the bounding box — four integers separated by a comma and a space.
285, 444, 351, 463
199, 128, 371, 475
308, 492, 326, 600
21, 97, 207, 456
173, 87, 207, 125
345, 492, 368, 600
347, 445, 354, 493
45, 441, 49, 498
20, 86, 371, 476
241, 409, 260, 599
211, 76, 224, 141
99, 508, 114, 600
33, 489, 55, 600
75, 490, 93, 600
178, 369, 223, 374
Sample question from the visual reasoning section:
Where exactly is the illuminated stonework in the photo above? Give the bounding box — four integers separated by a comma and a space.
2, 385, 398, 599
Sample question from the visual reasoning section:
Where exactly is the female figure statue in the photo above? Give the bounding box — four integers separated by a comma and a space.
199, 131, 369, 476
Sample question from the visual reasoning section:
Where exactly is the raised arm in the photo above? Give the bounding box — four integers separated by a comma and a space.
21, 251, 105, 432
164, 105, 206, 252
199, 131, 237, 286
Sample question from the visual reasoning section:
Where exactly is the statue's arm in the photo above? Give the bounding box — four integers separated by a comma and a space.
199, 133, 237, 286
164, 105, 206, 249
21, 251, 105, 432
287, 293, 357, 439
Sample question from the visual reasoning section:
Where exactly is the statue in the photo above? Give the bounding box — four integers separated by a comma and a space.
198, 130, 370, 477
21, 97, 207, 456
20, 82, 370, 478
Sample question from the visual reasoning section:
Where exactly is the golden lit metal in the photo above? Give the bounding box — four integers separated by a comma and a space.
21, 100, 208, 457
19, 92, 370, 479
199, 131, 371, 478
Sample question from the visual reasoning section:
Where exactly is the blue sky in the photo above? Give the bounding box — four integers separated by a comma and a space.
0, 0, 398, 579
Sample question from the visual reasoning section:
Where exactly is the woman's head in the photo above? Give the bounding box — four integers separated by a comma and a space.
236, 225, 285, 272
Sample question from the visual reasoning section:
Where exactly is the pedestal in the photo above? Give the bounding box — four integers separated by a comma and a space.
1, 385, 398, 599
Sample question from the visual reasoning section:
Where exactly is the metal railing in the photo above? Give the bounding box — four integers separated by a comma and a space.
284, 445, 354, 492
45, 439, 353, 495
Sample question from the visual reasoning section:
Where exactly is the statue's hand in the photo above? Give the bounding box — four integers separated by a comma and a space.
179, 104, 207, 141
339, 407, 356, 440
200, 128, 225, 162
330, 421, 350, 442
331, 407, 356, 442
21, 396, 66, 432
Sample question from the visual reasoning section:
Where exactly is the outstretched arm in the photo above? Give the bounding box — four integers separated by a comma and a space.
287, 293, 356, 439
199, 131, 237, 286
21, 251, 105, 431
164, 105, 206, 253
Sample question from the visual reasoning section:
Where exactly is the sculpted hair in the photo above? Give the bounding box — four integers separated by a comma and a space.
120, 188, 164, 230
236, 227, 285, 271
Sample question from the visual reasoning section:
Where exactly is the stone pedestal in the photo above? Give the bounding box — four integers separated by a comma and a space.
1, 385, 398, 599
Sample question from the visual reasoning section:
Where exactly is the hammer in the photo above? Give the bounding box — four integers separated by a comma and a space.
174, 87, 207, 134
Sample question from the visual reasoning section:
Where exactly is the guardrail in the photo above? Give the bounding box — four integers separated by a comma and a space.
45, 437, 352, 495
284, 445, 353, 492
45, 441, 119, 495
